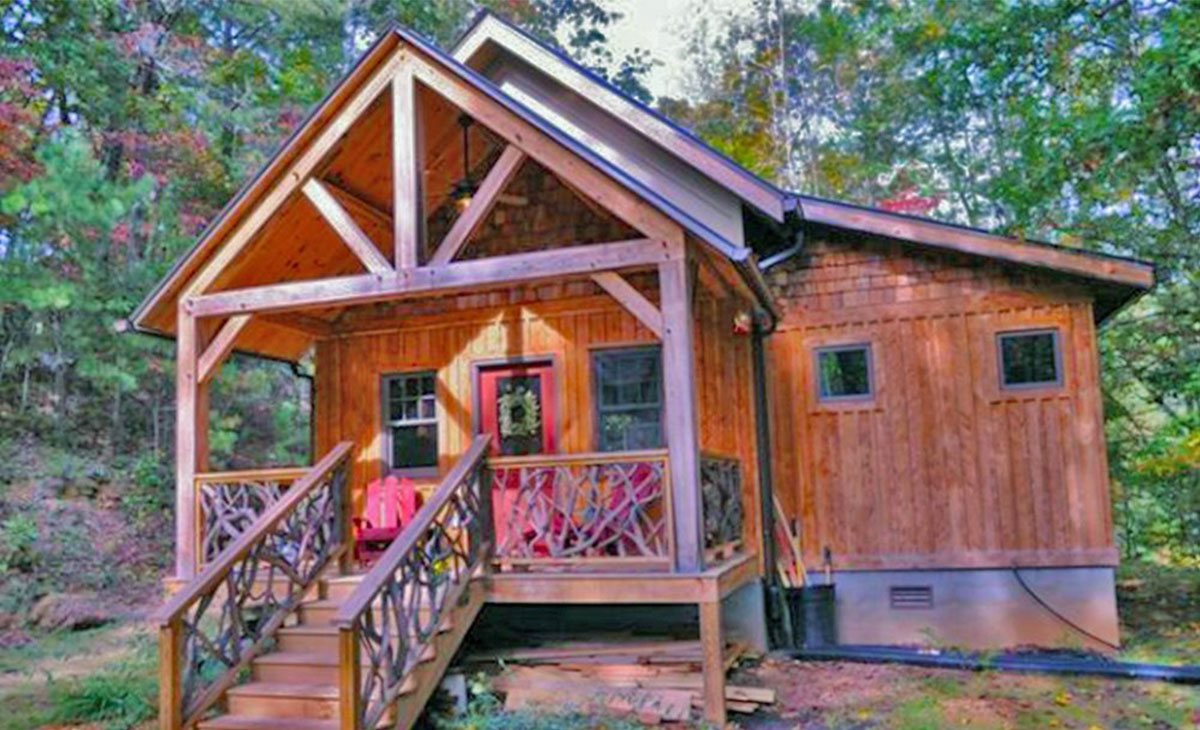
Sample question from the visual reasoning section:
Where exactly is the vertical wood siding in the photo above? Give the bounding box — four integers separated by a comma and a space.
313, 285, 761, 558
766, 233, 1116, 570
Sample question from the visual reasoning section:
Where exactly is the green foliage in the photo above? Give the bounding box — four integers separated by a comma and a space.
0, 512, 38, 573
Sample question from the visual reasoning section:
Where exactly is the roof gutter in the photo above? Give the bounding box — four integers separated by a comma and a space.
115, 318, 311, 379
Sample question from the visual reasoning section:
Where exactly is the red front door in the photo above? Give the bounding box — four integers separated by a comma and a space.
477, 362, 557, 456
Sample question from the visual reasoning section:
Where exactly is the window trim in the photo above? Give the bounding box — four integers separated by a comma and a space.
814, 342, 875, 402
591, 345, 665, 453
996, 328, 1063, 391
381, 370, 440, 478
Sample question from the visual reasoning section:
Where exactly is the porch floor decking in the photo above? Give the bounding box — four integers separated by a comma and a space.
483, 551, 758, 604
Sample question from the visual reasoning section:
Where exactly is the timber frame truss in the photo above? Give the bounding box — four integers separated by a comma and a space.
170, 39, 738, 581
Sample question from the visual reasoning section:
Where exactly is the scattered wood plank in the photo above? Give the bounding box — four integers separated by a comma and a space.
486, 658, 775, 720
505, 685, 693, 722
466, 634, 774, 721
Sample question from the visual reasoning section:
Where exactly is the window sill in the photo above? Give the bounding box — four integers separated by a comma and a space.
810, 397, 881, 414
387, 467, 441, 480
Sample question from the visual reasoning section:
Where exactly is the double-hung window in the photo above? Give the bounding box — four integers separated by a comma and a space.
384, 372, 438, 473
593, 347, 664, 452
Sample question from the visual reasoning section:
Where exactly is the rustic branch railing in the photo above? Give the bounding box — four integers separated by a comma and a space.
155, 442, 353, 730
334, 434, 491, 730
194, 467, 309, 566
700, 451, 743, 554
489, 449, 673, 569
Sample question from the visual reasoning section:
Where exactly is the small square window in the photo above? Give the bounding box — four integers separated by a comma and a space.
816, 344, 873, 400
998, 330, 1061, 389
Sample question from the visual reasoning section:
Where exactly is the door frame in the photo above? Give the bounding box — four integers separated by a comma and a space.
470, 354, 563, 455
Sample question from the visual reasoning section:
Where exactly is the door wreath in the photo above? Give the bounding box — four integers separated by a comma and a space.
498, 383, 542, 439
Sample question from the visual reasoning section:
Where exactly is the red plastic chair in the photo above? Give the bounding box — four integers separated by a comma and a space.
353, 476, 424, 567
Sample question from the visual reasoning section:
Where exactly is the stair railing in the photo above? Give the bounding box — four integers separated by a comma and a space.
154, 442, 354, 730
334, 434, 492, 730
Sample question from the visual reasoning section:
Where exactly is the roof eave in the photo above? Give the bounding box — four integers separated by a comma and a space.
451, 11, 790, 223
791, 193, 1155, 293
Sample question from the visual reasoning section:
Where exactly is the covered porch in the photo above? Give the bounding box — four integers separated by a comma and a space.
173, 237, 765, 726
184, 245, 763, 575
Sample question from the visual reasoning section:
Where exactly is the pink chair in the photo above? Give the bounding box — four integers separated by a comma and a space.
353, 476, 424, 567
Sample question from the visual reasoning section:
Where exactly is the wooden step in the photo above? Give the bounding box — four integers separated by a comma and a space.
251, 651, 342, 684
299, 599, 447, 632
196, 715, 336, 730
297, 600, 343, 627
276, 625, 339, 653
252, 643, 438, 685
225, 682, 338, 719
321, 574, 365, 601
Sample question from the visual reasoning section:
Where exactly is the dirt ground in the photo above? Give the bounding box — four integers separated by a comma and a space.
736, 656, 1198, 729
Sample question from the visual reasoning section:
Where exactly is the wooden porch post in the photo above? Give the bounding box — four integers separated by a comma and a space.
174, 305, 207, 580
699, 599, 727, 725
659, 237, 704, 573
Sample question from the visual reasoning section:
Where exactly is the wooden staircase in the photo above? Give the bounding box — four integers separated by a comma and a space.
157, 436, 492, 730
197, 572, 485, 730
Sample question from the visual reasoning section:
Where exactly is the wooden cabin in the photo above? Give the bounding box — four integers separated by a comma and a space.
132, 13, 1155, 730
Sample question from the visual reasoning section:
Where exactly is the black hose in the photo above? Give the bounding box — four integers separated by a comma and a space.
1011, 567, 1121, 651
788, 645, 1200, 684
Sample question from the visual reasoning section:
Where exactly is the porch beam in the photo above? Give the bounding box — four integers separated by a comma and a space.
321, 178, 391, 229
197, 314, 252, 384
660, 235, 704, 573
303, 179, 393, 274
393, 67, 423, 269
183, 53, 406, 300
187, 238, 676, 318
590, 271, 662, 338
429, 145, 526, 265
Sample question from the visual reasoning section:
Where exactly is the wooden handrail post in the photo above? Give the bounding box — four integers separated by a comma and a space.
339, 627, 362, 730
478, 462, 494, 571
339, 460, 354, 575
158, 618, 183, 730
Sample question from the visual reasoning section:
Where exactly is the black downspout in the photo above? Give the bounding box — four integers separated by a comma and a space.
752, 318, 789, 648
753, 209, 804, 649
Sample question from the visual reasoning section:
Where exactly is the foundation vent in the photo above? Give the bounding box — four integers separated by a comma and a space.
889, 585, 934, 609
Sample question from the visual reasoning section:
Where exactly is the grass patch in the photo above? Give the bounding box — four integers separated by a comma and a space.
917, 673, 963, 699
47, 662, 156, 730
890, 696, 944, 730
0, 623, 156, 730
